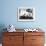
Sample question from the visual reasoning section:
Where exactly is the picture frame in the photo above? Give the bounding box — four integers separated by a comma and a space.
18, 7, 35, 21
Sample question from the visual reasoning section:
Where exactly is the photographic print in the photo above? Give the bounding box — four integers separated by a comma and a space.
18, 7, 35, 21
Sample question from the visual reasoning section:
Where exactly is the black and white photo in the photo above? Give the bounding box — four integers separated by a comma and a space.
18, 7, 35, 21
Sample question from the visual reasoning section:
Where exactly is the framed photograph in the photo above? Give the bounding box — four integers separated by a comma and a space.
18, 7, 35, 21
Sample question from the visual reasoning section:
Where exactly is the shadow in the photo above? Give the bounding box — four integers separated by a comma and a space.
0, 24, 7, 43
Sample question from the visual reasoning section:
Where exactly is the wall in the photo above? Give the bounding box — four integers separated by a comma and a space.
0, 0, 46, 30
0, 0, 46, 43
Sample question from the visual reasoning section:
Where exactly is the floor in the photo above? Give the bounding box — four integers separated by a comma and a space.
0, 44, 2, 46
